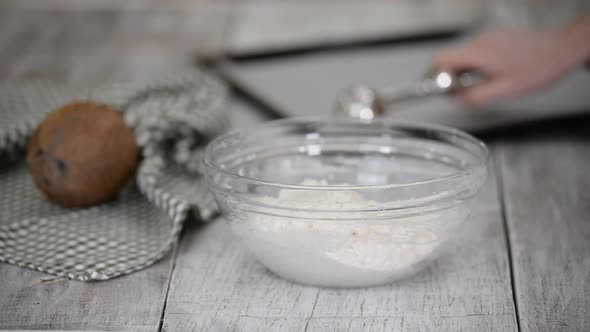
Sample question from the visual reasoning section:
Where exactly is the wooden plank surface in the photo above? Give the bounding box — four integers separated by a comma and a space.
0, 5, 230, 82
0, 250, 176, 331
225, 0, 480, 56
0, 5, 227, 331
162, 165, 518, 331
2, 1, 589, 331
498, 125, 590, 332
3, 0, 481, 58
1, 4, 519, 331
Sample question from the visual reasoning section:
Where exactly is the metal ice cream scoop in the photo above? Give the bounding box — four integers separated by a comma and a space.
333, 69, 485, 121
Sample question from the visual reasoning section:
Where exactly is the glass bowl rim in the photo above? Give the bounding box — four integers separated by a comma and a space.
204, 117, 490, 191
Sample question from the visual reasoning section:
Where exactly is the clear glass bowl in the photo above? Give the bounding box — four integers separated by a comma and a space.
204, 118, 489, 288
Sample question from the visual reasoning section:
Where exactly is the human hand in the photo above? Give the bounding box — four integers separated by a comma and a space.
433, 28, 586, 106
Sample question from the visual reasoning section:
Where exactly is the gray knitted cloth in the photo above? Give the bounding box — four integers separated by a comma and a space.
0, 71, 229, 281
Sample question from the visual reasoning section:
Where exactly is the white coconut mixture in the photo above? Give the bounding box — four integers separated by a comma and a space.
232, 180, 465, 287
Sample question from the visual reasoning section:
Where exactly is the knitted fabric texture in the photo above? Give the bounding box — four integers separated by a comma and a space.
0, 71, 229, 280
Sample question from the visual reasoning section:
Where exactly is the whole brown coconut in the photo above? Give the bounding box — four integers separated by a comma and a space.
27, 101, 139, 208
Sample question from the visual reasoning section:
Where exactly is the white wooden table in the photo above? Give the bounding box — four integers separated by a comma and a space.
0, 2, 589, 331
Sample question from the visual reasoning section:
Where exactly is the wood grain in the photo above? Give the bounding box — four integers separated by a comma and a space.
3, 0, 481, 59
0, 5, 230, 83
498, 129, 590, 332
3, 2, 588, 331
0, 248, 176, 331
162, 167, 518, 331
0, 5, 221, 331
225, 0, 479, 56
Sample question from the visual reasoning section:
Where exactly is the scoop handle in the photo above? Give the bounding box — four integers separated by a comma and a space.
379, 69, 486, 107
417, 69, 487, 96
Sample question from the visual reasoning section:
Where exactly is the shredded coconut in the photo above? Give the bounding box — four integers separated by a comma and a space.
231, 179, 463, 287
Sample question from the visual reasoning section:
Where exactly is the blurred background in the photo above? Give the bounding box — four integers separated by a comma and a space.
1, 0, 589, 131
